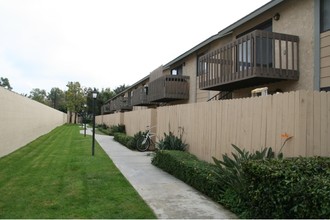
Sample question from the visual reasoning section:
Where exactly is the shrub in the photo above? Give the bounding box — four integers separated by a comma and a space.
113, 131, 149, 151
213, 146, 279, 193
97, 123, 111, 135
113, 132, 133, 149
109, 124, 126, 135
151, 150, 222, 202
156, 131, 187, 151
212, 145, 283, 216
127, 131, 148, 150
242, 157, 330, 219
152, 145, 330, 219
99, 123, 109, 129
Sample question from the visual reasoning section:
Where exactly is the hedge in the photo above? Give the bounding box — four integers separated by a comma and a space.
152, 150, 330, 219
113, 132, 134, 149
151, 150, 222, 202
242, 157, 330, 218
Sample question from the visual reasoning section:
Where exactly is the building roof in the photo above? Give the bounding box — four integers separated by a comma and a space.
163, 0, 283, 70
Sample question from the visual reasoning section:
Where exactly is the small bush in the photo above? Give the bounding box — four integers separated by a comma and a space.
212, 144, 281, 213
113, 131, 149, 151
98, 123, 109, 129
96, 123, 111, 135
213, 144, 283, 196
113, 132, 133, 149
127, 131, 148, 150
156, 131, 187, 151
109, 124, 126, 135
151, 150, 222, 202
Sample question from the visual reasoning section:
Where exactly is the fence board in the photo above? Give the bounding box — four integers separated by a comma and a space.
265, 94, 275, 148
305, 90, 314, 156
275, 93, 283, 152
251, 96, 262, 150
320, 92, 328, 155
313, 91, 321, 155
299, 90, 308, 156
286, 92, 295, 156
260, 96, 268, 148
327, 93, 330, 156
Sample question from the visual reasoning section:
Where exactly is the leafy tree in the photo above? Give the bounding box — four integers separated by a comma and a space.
97, 88, 115, 114
29, 88, 47, 104
82, 87, 114, 116
0, 77, 13, 90
113, 84, 129, 95
65, 82, 85, 124
99, 88, 115, 103
48, 87, 66, 112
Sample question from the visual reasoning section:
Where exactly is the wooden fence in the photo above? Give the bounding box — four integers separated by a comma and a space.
96, 90, 330, 162
96, 112, 124, 127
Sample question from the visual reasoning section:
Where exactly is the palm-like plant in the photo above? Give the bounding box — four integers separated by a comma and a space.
213, 144, 282, 194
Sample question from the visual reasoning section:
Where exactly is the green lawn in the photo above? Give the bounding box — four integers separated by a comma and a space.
0, 124, 156, 219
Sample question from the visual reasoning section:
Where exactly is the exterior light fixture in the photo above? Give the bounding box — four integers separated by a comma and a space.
273, 13, 280, 21
92, 88, 98, 156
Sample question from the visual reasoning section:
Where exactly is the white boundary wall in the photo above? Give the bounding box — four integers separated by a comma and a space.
0, 87, 67, 158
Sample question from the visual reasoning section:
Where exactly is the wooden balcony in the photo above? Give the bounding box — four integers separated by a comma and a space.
131, 87, 153, 106
101, 103, 112, 114
109, 97, 132, 112
198, 30, 299, 91
147, 75, 189, 102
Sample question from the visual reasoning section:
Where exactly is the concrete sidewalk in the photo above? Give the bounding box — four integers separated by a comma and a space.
81, 129, 236, 219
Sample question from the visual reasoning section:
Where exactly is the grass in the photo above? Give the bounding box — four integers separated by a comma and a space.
0, 124, 156, 219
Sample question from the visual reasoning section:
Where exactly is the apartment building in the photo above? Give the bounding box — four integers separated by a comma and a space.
102, 0, 330, 113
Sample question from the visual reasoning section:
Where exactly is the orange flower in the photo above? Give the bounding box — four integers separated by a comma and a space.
281, 133, 289, 139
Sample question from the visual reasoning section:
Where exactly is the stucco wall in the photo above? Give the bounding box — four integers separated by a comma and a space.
233, 0, 315, 97
179, 35, 232, 103
0, 87, 67, 158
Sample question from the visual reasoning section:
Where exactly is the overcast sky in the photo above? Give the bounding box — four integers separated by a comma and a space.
0, 0, 269, 95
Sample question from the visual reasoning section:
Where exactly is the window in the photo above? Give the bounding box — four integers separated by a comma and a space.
237, 40, 252, 71
171, 65, 183, 75
236, 20, 273, 71
321, 0, 330, 32
197, 53, 207, 76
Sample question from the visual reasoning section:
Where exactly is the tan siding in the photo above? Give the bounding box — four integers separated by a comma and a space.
320, 77, 330, 88
321, 56, 330, 68
321, 32, 330, 48
321, 45, 330, 57
321, 31, 330, 88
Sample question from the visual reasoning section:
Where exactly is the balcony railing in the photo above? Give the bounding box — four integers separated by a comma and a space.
198, 30, 299, 91
109, 97, 132, 112
131, 87, 153, 106
102, 103, 112, 114
148, 75, 189, 102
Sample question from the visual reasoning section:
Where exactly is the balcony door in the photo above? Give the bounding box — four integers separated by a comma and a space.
236, 20, 273, 72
